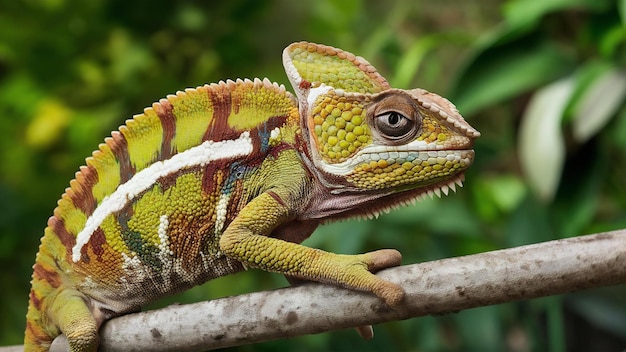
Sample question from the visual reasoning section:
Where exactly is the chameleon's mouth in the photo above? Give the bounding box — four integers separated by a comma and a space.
318, 142, 475, 177
340, 147, 474, 191
308, 171, 469, 221
352, 172, 469, 221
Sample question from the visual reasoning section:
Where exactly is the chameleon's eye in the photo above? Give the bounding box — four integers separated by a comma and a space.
374, 111, 415, 140
368, 91, 422, 144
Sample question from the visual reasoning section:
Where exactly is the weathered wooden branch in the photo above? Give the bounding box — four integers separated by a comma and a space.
3, 230, 625, 352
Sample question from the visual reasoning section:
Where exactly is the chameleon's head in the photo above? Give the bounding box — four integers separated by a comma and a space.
283, 42, 480, 215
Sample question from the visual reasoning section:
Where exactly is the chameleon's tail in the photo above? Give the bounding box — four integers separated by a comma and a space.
25, 240, 61, 352
24, 289, 55, 351
25, 286, 99, 352
25, 234, 99, 352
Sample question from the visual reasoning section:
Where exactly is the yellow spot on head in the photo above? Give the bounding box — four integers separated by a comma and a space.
311, 92, 372, 163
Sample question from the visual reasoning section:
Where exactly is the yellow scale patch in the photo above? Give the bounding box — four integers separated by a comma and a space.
311, 92, 372, 163
170, 88, 214, 152
89, 145, 121, 204
99, 217, 124, 254
123, 112, 164, 171
348, 155, 464, 189
228, 84, 296, 131
289, 46, 380, 94
416, 110, 452, 143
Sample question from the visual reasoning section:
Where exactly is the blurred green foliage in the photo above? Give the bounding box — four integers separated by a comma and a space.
1, 0, 625, 350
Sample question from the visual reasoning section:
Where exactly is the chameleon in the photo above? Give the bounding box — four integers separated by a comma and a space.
24, 41, 480, 351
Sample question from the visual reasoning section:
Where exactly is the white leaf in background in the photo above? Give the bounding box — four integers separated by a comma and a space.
572, 68, 626, 143
519, 77, 574, 201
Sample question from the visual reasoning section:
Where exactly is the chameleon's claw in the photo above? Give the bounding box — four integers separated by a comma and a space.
355, 324, 374, 340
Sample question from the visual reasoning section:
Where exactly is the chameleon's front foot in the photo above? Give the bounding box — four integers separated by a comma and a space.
339, 249, 403, 341
344, 249, 404, 307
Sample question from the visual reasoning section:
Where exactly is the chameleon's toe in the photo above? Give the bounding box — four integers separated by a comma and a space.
361, 249, 404, 306
336, 251, 405, 307
370, 278, 405, 307
362, 249, 402, 271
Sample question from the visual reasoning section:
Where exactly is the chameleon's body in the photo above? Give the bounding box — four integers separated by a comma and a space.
25, 42, 479, 351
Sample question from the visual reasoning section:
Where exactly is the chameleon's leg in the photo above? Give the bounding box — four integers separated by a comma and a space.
47, 289, 99, 352
220, 192, 404, 306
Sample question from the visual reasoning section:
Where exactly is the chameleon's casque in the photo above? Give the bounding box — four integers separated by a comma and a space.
25, 42, 479, 351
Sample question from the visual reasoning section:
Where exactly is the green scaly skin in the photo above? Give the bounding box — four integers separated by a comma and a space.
24, 42, 480, 351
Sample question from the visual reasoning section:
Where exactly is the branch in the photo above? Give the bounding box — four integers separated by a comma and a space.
24, 230, 626, 351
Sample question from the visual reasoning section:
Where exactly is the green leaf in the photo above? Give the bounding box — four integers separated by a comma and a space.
571, 67, 626, 143
562, 60, 614, 121
612, 106, 626, 149
545, 296, 566, 352
390, 36, 437, 89
451, 40, 572, 115
599, 24, 626, 58
471, 175, 527, 223
518, 77, 574, 201
503, 0, 611, 28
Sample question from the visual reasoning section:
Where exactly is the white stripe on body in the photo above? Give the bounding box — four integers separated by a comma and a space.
72, 131, 254, 262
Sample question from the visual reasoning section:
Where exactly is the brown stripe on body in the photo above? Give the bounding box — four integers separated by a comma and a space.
108, 130, 135, 184
116, 199, 135, 224
48, 216, 76, 257
32, 262, 62, 289
154, 98, 176, 160
67, 165, 98, 216
156, 170, 180, 192
226, 176, 248, 217
202, 160, 229, 195
204, 85, 238, 142
267, 190, 288, 208
89, 227, 106, 259
28, 289, 42, 311
24, 323, 52, 351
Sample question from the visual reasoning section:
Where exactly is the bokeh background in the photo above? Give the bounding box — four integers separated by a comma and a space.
1, 0, 625, 350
